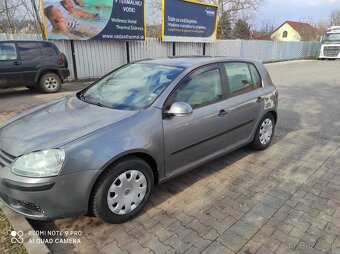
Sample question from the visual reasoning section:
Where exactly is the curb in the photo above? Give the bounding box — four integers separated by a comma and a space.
0, 202, 51, 254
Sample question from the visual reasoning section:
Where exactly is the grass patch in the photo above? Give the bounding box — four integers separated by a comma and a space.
0, 209, 27, 254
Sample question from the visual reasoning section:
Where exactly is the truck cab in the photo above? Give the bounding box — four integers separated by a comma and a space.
319, 26, 340, 60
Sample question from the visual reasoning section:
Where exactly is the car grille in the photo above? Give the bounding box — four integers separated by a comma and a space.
324, 46, 340, 57
0, 149, 16, 168
0, 193, 44, 214
17, 200, 44, 214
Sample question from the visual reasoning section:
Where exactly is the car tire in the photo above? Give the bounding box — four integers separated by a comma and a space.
251, 113, 275, 151
39, 73, 61, 93
92, 156, 154, 224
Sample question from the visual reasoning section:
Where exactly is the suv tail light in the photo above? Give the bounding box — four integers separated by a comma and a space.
59, 53, 68, 68
60, 54, 65, 62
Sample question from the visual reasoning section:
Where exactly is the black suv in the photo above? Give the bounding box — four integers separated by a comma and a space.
0, 40, 70, 93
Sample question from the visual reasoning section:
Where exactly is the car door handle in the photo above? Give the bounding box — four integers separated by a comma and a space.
218, 110, 228, 117
256, 97, 264, 103
13, 61, 21, 66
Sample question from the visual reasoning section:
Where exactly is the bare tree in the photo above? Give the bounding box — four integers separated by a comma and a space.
205, 0, 262, 21
31, 0, 44, 35
149, 0, 263, 23
3, 0, 16, 33
330, 9, 340, 26
314, 19, 330, 40
252, 19, 275, 40
299, 28, 319, 41
0, 0, 43, 34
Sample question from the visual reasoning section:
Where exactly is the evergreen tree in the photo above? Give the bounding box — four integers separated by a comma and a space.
233, 19, 251, 39
217, 12, 233, 39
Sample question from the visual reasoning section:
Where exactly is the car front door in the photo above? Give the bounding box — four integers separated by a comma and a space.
224, 62, 265, 150
163, 65, 229, 176
0, 42, 23, 88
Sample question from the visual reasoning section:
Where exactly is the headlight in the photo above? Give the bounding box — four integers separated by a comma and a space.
11, 149, 65, 177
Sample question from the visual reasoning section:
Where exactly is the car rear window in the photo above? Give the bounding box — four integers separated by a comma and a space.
225, 62, 253, 96
249, 64, 262, 89
17, 42, 41, 60
224, 62, 263, 96
39, 42, 56, 56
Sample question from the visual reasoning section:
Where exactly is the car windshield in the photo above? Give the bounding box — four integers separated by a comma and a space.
80, 63, 184, 110
323, 33, 340, 41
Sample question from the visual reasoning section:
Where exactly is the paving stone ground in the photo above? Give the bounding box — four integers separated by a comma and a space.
0, 60, 339, 254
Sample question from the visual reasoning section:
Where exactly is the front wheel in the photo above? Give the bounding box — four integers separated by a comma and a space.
251, 113, 275, 150
91, 157, 154, 224
39, 73, 61, 93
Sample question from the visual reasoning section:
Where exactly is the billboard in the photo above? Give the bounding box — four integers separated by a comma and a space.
40, 0, 145, 40
162, 0, 218, 43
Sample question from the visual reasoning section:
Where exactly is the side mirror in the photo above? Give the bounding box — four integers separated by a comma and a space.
166, 102, 193, 117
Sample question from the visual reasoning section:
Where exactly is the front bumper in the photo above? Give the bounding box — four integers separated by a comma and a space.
319, 44, 340, 59
0, 164, 98, 220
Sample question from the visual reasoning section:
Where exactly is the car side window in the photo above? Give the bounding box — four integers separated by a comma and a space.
174, 69, 222, 109
17, 42, 41, 60
39, 42, 56, 57
0, 43, 17, 60
224, 62, 253, 96
249, 64, 262, 89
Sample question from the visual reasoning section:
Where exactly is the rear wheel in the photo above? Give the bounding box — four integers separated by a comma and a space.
39, 73, 61, 93
92, 157, 154, 224
251, 113, 275, 150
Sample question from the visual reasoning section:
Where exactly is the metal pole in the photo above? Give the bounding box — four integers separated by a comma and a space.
70, 40, 78, 81
126, 41, 130, 63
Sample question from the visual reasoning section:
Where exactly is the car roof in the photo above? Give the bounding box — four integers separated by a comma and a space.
137, 56, 260, 68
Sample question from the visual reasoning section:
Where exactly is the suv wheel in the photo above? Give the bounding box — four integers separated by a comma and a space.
251, 113, 275, 150
39, 73, 61, 93
92, 157, 154, 224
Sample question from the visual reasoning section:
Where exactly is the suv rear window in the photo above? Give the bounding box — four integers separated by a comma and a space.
17, 42, 41, 60
0, 43, 17, 60
39, 42, 56, 56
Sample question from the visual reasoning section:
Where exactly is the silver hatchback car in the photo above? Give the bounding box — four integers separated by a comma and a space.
0, 57, 278, 224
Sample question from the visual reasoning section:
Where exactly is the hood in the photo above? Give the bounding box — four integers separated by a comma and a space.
0, 96, 138, 156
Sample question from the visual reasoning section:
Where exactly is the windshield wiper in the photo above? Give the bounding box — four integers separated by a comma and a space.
79, 92, 112, 109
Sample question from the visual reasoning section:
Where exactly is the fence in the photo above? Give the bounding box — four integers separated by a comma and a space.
0, 33, 320, 81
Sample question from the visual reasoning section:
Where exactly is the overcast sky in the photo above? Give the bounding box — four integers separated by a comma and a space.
255, 0, 340, 27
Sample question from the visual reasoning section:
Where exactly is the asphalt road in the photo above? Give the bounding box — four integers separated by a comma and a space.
266, 60, 340, 142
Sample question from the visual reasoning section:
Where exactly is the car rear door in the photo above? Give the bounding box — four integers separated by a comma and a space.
163, 64, 229, 176
0, 42, 23, 87
224, 62, 265, 150
17, 42, 42, 85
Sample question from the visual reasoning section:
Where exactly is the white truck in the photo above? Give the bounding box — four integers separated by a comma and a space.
319, 26, 340, 60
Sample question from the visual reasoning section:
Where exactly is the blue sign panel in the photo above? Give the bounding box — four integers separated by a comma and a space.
41, 0, 145, 41
162, 0, 218, 43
